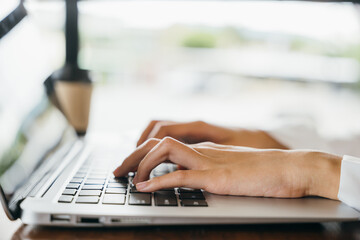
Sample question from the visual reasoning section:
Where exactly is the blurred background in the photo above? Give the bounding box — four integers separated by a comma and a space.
2, 0, 360, 144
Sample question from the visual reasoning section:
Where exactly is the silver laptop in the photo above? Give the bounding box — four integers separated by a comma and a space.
1, 1, 360, 227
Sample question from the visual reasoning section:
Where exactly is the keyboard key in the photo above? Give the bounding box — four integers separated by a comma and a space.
63, 189, 77, 196
179, 192, 205, 200
70, 178, 83, 184
154, 191, 177, 206
84, 180, 105, 185
82, 185, 103, 190
129, 193, 151, 205
178, 188, 202, 193
181, 199, 208, 207
129, 185, 141, 193
66, 183, 80, 189
102, 194, 126, 205
79, 190, 102, 196
58, 195, 73, 203
105, 188, 126, 194
76, 196, 99, 204
155, 190, 176, 195
108, 183, 127, 188
159, 188, 175, 191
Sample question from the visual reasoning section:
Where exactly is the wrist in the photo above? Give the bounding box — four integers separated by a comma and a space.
302, 151, 342, 200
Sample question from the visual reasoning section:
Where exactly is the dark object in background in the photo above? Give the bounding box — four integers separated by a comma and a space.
1, 0, 93, 136
0, 1, 26, 39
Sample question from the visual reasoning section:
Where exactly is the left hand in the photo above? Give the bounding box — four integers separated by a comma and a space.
113, 137, 342, 199
136, 120, 288, 149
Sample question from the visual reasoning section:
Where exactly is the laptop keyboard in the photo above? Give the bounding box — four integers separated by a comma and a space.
58, 157, 208, 207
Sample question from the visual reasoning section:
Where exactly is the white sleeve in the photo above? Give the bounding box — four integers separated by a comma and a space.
338, 155, 360, 211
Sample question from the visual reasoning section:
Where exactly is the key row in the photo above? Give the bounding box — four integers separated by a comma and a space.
65, 183, 204, 195
65, 182, 128, 190
59, 193, 207, 206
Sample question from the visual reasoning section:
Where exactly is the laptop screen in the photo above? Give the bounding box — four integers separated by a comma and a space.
0, 0, 72, 203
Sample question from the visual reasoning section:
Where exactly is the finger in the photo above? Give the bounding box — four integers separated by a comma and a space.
192, 142, 256, 152
137, 120, 161, 147
191, 142, 235, 155
148, 121, 208, 143
136, 170, 207, 192
146, 121, 176, 140
191, 141, 221, 148
134, 137, 206, 184
113, 138, 160, 177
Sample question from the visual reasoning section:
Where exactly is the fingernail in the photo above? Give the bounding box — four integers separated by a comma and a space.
136, 181, 150, 191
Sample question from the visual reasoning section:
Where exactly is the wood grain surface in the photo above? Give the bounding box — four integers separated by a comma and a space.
8, 221, 360, 240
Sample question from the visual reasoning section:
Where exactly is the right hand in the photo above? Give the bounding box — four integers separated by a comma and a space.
136, 120, 288, 149
114, 137, 341, 200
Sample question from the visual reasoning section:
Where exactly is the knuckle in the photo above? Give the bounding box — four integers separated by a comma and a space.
143, 138, 159, 147
154, 121, 165, 129
152, 122, 167, 136
161, 136, 175, 146
149, 137, 160, 144
157, 125, 169, 134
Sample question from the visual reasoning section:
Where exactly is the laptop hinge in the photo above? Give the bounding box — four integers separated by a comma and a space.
0, 185, 18, 220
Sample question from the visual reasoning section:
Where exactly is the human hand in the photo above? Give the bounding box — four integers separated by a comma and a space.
114, 137, 341, 200
137, 120, 288, 149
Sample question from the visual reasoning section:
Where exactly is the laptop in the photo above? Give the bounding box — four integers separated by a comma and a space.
1, 0, 360, 227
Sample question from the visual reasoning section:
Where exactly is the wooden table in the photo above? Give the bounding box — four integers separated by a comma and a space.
2, 209, 360, 240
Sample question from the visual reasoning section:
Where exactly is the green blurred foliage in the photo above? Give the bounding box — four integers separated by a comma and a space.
79, 22, 360, 86
182, 31, 216, 48
0, 133, 27, 177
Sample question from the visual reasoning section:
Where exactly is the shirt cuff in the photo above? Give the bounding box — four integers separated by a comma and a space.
338, 155, 360, 211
